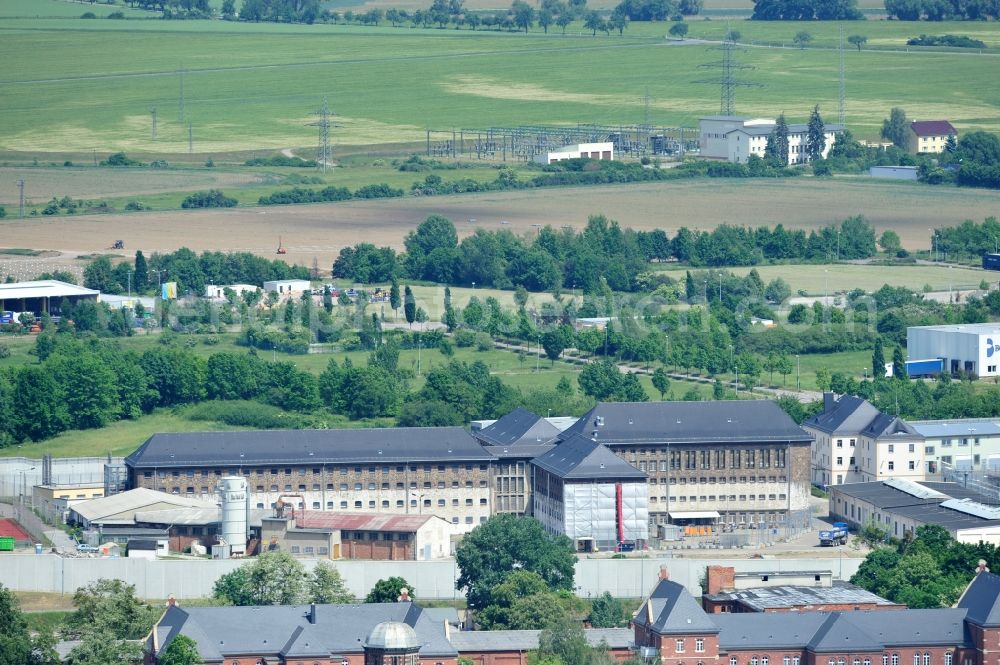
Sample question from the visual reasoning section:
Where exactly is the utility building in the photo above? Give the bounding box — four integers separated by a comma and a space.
908, 324, 1000, 378
531, 434, 649, 551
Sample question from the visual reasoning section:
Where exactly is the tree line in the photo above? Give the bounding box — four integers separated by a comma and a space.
884, 0, 999, 20
751, 0, 863, 19
852, 525, 1000, 608
332, 213, 879, 295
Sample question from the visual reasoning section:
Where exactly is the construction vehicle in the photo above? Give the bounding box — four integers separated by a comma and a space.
819, 522, 849, 546
276, 236, 287, 255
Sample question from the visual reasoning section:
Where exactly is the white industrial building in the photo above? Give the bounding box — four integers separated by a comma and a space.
698, 115, 843, 165
531, 434, 648, 552
0, 280, 99, 317
204, 284, 260, 300
534, 142, 614, 165
907, 324, 1000, 378
262, 279, 312, 295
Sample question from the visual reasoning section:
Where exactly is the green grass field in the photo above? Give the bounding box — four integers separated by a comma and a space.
1, 6, 998, 156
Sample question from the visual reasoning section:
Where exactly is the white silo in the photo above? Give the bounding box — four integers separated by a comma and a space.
219, 476, 248, 556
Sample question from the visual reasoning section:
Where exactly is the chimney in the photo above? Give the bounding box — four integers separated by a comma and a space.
706, 566, 736, 595
658, 565, 669, 581
823, 392, 836, 412
166, 595, 177, 607
308, 603, 317, 624
976, 559, 991, 575
398, 587, 411, 602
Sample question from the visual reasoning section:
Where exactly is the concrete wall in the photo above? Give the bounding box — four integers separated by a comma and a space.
0, 555, 863, 600
0, 457, 122, 499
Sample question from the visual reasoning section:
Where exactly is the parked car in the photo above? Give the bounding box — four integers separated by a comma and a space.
76, 542, 99, 553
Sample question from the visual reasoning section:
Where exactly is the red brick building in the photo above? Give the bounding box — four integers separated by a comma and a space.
633, 569, 1000, 665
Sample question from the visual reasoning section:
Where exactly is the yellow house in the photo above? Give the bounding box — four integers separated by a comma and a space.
32, 483, 106, 523
907, 120, 957, 154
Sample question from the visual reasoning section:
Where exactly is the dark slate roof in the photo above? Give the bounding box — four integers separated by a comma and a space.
807, 613, 883, 652
911, 120, 956, 136
714, 608, 971, 651
152, 602, 456, 661
862, 413, 921, 439
125, 427, 493, 468
958, 571, 1000, 627
832, 481, 993, 512
530, 434, 646, 481
474, 408, 561, 446
447, 628, 631, 652
126, 539, 158, 550
804, 395, 881, 435
633, 579, 719, 635
483, 444, 554, 460
560, 401, 811, 446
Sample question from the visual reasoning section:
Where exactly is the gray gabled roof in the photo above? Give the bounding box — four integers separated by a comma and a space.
804, 395, 881, 435
633, 579, 719, 635
447, 628, 631, 652
530, 434, 646, 481
561, 401, 811, 446
714, 608, 970, 651
125, 427, 493, 469
863, 413, 921, 439
807, 613, 883, 652
958, 571, 1000, 627
153, 602, 456, 661
475, 408, 561, 446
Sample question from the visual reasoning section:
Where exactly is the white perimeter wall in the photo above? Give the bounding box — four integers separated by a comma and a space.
0, 555, 862, 600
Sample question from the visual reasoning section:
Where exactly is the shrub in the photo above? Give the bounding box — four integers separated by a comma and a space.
81, 12, 96, 18
907, 34, 986, 48
353, 183, 403, 199
149, 159, 169, 168
258, 186, 351, 206
454, 330, 476, 347
101, 152, 141, 167
185, 400, 311, 429
0, 344, 9, 359
107, 11, 125, 19
244, 155, 318, 167
124, 201, 148, 211
474, 332, 494, 351
181, 189, 237, 209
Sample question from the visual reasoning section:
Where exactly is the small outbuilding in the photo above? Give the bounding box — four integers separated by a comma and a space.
534, 142, 613, 165
262, 279, 311, 295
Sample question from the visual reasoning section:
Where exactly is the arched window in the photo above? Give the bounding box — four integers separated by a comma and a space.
914, 654, 920, 665
924, 653, 931, 665
731, 658, 738, 665
855, 658, 862, 665
784, 656, 791, 665
892, 653, 900, 665
762, 656, 768, 665
751, 656, 759, 665
865, 659, 872, 665
944, 654, 953, 665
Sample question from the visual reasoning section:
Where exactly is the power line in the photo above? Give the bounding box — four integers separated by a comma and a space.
695, 37, 762, 116
151, 106, 157, 141
188, 122, 193, 155
643, 86, 651, 125
178, 66, 185, 123
838, 27, 847, 126
17, 179, 25, 218
309, 97, 334, 172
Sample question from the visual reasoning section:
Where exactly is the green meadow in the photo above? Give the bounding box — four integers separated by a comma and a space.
1, 3, 999, 156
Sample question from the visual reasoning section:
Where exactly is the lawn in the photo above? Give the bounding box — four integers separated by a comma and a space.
1, 15, 998, 156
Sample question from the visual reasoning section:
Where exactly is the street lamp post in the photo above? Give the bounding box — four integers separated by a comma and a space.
796, 354, 800, 391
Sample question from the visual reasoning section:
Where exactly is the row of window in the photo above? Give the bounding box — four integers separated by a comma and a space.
650, 512, 786, 524
251, 480, 489, 492
144, 463, 489, 479
653, 476, 788, 485
652, 493, 787, 503
690, 654, 953, 665
938, 437, 981, 447
639, 449, 787, 472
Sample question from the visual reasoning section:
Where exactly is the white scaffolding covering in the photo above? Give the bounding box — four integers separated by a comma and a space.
563, 482, 648, 549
